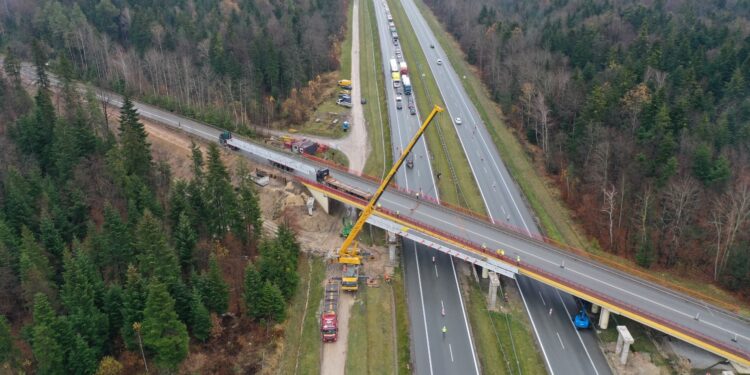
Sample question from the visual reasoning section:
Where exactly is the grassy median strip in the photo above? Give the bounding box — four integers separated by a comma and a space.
361, 0, 393, 178
385, 0, 485, 213
466, 279, 546, 375
410, 0, 586, 246
339, 0, 354, 81
277, 255, 326, 374
346, 284, 398, 374
393, 271, 411, 373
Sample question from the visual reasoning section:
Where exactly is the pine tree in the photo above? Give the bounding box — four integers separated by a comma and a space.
198, 253, 229, 314
203, 144, 238, 238
276, 225, 300, 264
257, 281, 286, 323
19, 226, 55, 308
60, 250, 108, 357
118, 96, 152, 180
141, 281, 189, 371
169, 280, 192, 326
258, 239, 298, 301
102, 285, 123, 344
134, 211, 180, 286
31, 293, 65, 375
236, 169, 262, 241
243, 262, 263, 319
174, 213, 197, 276
120, 265, 147, 350
190, 142, 204, 181
190, 288, 212, 342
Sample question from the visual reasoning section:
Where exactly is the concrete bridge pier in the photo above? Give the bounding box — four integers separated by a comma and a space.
307, 188, 330, 214
387, 231, 398, 263
481, 267, 489, 279
591, 303, 600, 314
615, 326, 634, 365
487, 272, 500, 311
599, 308, 611, 330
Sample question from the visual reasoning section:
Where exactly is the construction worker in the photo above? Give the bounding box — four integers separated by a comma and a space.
442, 325, 447, 338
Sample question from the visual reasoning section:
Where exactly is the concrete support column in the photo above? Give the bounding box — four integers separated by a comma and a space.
306, 197, 315, 216
308, 189, 330, 214
599, 308, 610, 330
591, 303, 600, 314
615, 326, 634, 365
487, 272, 500, 311
387, 231, 398, 263
481, 267, 489, 279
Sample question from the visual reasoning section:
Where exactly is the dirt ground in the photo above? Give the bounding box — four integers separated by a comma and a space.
602, 342, 667, 375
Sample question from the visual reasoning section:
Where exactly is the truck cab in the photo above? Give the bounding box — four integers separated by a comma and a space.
320, 312, 338, 342
316, 168, 331, 183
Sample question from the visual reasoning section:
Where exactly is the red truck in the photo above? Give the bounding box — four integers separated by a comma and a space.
321, 281, 340, 342
399, 61, 408, 75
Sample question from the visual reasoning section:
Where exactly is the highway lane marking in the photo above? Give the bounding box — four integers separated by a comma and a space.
556, 332, 565, 349
434, 263, 439, 278
449, 344, 454, 362
556, 289, 600, 375
516, 279, 555, 375
449, 256, 480, 374
413, 242, 435, 375
375, 195, 750, 349
441, 300, 445, 314
539, 291, 546, 306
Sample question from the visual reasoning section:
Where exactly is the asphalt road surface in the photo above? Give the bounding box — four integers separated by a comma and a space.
393, 0, 612, 372
20, 60, 750, 367
373, 1, 480, 373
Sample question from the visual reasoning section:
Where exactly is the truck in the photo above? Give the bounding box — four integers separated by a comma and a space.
389, 58, 399, 73
320, 281, 340, 342
316, 168, 373, 201
399, 61, 408, 75
402, 75, 412, 95
219, 131, 239, 150
392, 72, 401, 88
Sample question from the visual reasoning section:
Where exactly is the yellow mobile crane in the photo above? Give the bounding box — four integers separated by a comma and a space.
339, 105, 444, 291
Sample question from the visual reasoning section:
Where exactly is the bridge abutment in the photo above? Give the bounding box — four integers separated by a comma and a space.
599, 308, 611, 329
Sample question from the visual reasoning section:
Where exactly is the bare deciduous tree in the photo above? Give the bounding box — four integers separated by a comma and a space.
711, 180, 750, 281
602, 184, 617, 248
660, 177, 699, 266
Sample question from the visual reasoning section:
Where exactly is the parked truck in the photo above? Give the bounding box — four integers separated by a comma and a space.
391, 72, 401, 88
389, 58, 399, 73
402, 75, 412, 95
320, 281, 340, 342
399, 61, 408, 75
316, 168, 373, 201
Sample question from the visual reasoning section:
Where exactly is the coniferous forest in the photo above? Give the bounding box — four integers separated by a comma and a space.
0, 49, 301, 373
424, 0, 750, 293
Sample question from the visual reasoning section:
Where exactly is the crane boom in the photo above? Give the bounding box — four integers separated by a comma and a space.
338, 105, 444, 264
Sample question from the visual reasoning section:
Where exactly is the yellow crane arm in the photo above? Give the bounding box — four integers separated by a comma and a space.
338, 105, 444, 264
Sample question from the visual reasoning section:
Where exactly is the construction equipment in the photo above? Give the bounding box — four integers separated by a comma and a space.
320, 281, 340, 342
341, 216, 353, 237
574, 309, 591, 329
336, 105, 444, 291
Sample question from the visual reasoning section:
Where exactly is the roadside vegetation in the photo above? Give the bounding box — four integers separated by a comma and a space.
346, 283, 397, 374
385, 0, 485, 213
361, 0, 393, 178
465, 277, 546, 375
275, 256, 326, 375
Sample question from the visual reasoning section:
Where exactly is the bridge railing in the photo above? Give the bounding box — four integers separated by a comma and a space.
300, 154, 740, 314
299, 176, 749, 362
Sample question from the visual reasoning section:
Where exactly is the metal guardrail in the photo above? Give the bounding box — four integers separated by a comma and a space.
299, 176, 750, 363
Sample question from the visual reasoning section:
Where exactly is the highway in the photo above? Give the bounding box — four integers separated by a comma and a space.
19, 61, 750, 367
372, 0, 480, 373
394, 0, 611, 372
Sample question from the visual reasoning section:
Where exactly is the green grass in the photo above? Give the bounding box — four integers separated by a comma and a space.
393, 270, 411, 373
292, 99, 349, 138
361, 0, 393, 179
277, 256, 327, 374
339, 0, 354, 82
466, 279, 546, 375
598, 315, 671, 368
320, 147, 350, 168
385, 0, 485, 213
410, 0, 586, 246
345, 283, 397, 374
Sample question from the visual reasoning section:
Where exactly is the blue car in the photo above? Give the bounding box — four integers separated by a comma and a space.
574, 309, 590, 329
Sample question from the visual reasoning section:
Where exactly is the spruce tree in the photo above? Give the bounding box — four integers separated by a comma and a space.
102, 285, 123, 344
118, 96, 152, 180
198, 253, 229, 314
19, 226, 55, 308
258, 239, 298, 301
31, 294, 65, 375
236, 174, 262, 241
141, 281, 189, 371
243, 262, 263, 319
134, 211, 180, 286
0, 315, 14, 366
100, 205, 131, 281
120, 266, 147, 350
66, 333, 97, 375
190, 288, 212, 342
203, 144, 238, 238
257, 281, 286, 323
174, 212, 197, 276
60, 250, 108, 357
